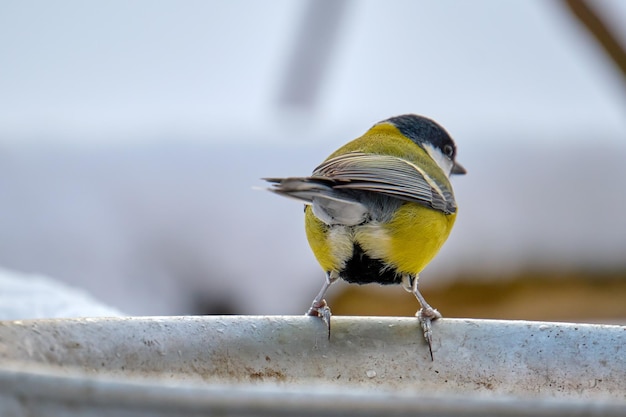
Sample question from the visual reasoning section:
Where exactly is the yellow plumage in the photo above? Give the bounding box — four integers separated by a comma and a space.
265, 114, 465, 359
305, 121, 457, 278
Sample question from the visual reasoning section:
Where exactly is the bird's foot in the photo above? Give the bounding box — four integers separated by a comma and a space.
307, 299, 332, 339
416, 307, 442, 361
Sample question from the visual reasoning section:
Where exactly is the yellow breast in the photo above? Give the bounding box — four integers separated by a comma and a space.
305, 203, 456, 276
372, 202, 456, 274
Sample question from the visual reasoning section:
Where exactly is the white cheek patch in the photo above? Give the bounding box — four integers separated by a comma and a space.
423, 143, 454, 177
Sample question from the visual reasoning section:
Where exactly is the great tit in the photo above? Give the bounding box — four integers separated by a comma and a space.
265, 114, 465, 358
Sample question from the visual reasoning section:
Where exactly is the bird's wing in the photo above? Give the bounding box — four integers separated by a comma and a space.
311, 152, 456, 214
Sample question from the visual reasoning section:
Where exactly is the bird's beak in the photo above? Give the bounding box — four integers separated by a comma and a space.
451, 161, 466, 175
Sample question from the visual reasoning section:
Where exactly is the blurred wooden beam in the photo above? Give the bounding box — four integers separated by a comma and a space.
331, 269, 626, 323
562, 0, 626, 86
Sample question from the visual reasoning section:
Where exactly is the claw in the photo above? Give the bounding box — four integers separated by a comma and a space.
417, 307, 442, 361
307, 272, 339, 340
307, 299, 332, 339
403, 274, 442, 360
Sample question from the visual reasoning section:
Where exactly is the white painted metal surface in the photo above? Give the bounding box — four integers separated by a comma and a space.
0, 316, 624, 416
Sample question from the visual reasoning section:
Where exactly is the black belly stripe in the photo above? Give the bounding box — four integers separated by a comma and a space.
340, 243, 402, 285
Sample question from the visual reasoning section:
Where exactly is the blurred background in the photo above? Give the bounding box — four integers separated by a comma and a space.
0, 0, 625, 322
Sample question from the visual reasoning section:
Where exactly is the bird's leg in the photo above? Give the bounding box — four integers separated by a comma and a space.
307, 271, 339, 339
403, 274, 442, 360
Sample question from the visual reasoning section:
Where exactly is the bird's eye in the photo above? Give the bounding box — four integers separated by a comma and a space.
443, 144, 454, 157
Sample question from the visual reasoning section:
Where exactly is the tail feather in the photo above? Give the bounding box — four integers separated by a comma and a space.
264, 177, 370, 225
263, 177, 333, 204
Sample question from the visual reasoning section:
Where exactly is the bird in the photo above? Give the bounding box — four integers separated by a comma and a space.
264, 114, 465, 359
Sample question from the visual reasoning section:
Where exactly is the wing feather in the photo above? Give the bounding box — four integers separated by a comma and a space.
312, 152, 456, 214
